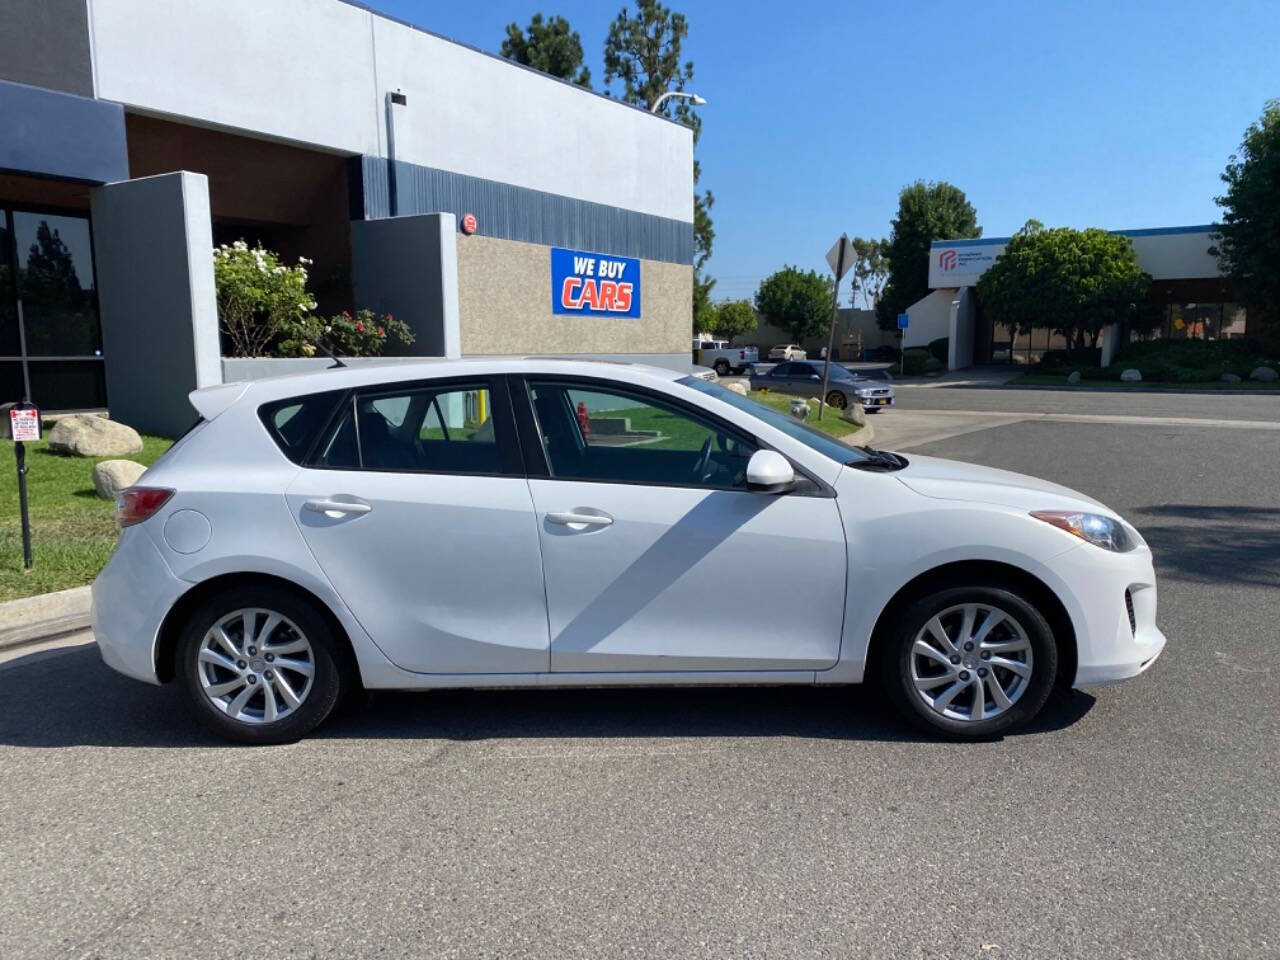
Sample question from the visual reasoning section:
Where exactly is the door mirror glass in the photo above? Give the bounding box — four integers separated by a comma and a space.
745, 450, 795, 493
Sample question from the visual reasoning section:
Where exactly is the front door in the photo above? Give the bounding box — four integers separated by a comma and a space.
516, 377, 847, 673
285, 378, 549, 674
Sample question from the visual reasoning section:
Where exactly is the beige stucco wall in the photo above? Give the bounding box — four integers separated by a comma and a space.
456, 234, 691, 356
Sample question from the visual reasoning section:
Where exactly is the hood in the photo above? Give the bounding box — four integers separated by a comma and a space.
894, 453, 1111, 515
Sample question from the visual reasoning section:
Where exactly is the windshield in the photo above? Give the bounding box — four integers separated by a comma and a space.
678, 376, 869, 464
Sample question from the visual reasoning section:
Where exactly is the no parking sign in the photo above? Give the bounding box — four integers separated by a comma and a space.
9, 405, 40, 442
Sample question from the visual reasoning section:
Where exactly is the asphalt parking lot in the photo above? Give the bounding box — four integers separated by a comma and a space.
2, 390, 1278, 959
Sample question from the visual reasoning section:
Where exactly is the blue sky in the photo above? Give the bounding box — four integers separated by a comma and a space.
368, 0, 1280, 303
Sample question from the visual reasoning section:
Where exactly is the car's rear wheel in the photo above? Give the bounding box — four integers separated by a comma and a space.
178, 584, 345, 744
880, 585, 1057, 739
714, 359, 730, 376
826, 390, 847, 409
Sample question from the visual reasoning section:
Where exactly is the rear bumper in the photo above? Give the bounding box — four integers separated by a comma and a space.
91, 527, 190, 685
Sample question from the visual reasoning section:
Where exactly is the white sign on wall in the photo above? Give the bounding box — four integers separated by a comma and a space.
928, 240, 1008, 288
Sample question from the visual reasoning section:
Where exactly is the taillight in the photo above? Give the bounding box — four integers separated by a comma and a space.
117, 487, 174, 527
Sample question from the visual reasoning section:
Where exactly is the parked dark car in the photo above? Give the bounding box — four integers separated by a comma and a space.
750, 361, 895, 411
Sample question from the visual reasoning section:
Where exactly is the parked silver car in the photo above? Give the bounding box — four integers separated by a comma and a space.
750, 361, 895, 411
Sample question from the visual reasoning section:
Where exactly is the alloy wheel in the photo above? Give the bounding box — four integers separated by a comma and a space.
909, 603, 1034, 723
826, 391, 847, 409
196, 608, 316, 725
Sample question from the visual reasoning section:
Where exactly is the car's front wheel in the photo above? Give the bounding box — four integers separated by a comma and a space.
825, 390, 847, 409
178, 584, 346, 744
880, 584, 1057, 738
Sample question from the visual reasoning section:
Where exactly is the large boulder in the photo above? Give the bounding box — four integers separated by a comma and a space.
1221, 373, 1242, 383
841, 402, 867, 427
92, 460, 147, 500
1066, 371, 1081, 384
47, 415, 142, 457
1249, 365, 1278, 382
1119, 369, 1142, 382
725, 382, 748, 396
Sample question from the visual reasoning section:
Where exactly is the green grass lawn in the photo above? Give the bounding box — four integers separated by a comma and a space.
747, 391, 867, 439
0, 435, 172, 602
1009, 373, 1280, 389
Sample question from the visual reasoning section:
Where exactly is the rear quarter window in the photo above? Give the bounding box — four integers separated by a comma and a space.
258, 390, 345, 464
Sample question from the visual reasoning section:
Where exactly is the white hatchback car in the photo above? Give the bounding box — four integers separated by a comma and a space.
93, 359, 1165, 744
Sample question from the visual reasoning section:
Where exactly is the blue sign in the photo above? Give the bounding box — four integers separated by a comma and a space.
551, 247, 642, 318
897, 312, 910, 330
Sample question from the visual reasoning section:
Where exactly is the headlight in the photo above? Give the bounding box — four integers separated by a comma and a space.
1031, 511, 1138, 552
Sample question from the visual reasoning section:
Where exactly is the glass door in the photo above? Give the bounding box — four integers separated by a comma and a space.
1, 208, 106, 410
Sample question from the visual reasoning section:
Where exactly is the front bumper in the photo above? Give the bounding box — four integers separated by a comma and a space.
1035, 541, 1167, 688
91, 527, 191, 685
859, 395, 895, 409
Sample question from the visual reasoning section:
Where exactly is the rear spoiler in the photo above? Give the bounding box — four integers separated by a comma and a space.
188, 381, 250, 421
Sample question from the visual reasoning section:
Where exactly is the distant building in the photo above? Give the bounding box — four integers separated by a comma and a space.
907, 226, 1246, 370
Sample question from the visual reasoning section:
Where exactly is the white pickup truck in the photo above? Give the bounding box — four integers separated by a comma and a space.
692, 339, 759, 376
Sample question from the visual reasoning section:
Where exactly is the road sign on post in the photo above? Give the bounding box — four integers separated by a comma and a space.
897, 313, 909, 375
4, 401, 39, 569
818, 233, 853, 422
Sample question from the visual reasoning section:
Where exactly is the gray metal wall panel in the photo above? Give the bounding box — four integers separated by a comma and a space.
0, 78, 129, 183
0, 0, 94, 97
359, 157, 692, 265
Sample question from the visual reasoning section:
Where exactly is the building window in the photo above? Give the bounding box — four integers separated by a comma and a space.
1, 208, 105, 410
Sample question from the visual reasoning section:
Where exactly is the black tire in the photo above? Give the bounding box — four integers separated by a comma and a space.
879, 584, 1058, 739
714, 359, 730, 376
178, 584, 347, 745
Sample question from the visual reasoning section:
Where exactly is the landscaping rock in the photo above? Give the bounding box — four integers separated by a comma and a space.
1220, 373, 1242, 382
1249, 365, 1278, 382
1119, 369, 1142, 382
47, 415, 142, 457
841, 403, 867, 427
1066, 371, 1081, 384
92, 460, 147, 500
725, 382, 748, 396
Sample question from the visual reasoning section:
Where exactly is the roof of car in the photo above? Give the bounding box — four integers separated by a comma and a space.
191, 357, 691, 419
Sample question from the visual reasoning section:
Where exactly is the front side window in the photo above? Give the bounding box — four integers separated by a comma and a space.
316, 383, 503, 474
679, 376, 870, 465
527, 381, 755, 489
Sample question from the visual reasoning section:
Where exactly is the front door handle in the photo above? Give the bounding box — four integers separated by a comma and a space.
305, 498, 372, 516
546, 511, 614, 528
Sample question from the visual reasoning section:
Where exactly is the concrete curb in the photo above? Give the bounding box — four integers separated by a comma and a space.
0, 586, 92, 652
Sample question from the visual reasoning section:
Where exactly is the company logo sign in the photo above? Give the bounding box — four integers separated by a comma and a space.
551, 247, 641, 318
938, 249, 958, 271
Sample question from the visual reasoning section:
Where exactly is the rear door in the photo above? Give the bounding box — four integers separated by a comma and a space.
284, 377, 549, 674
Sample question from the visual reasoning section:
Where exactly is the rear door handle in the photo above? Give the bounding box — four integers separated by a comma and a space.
305, 498, 372, 516
546, 511, 613, 527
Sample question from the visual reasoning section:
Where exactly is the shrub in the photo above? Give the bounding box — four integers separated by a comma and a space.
213, 241, 316, 358
927, 337, 949, 364
279, 309, 414, 358
901, 347, 931, 376
1106, 338, 1276, 382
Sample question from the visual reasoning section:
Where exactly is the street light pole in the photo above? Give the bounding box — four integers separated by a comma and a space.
651, 91, 707, 113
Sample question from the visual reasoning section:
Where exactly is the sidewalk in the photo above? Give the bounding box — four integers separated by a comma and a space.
0, 586, 91, 652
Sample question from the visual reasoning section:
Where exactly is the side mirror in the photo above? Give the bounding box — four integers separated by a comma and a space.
746, 449, 795, 494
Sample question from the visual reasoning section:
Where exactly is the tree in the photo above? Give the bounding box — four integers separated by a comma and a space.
754, 267, 833, 344
849, 236, 887, 311
709, 299, 757, 340
500, 14, 591, 87
1210, 99, 1280, 333
976, 225, 1150, 351
603, 1, 713, 329
876, 181, 980, 330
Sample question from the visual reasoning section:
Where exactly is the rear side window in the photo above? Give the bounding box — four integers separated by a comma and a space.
258, 391, 345, 464
314, 383, 505, 475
